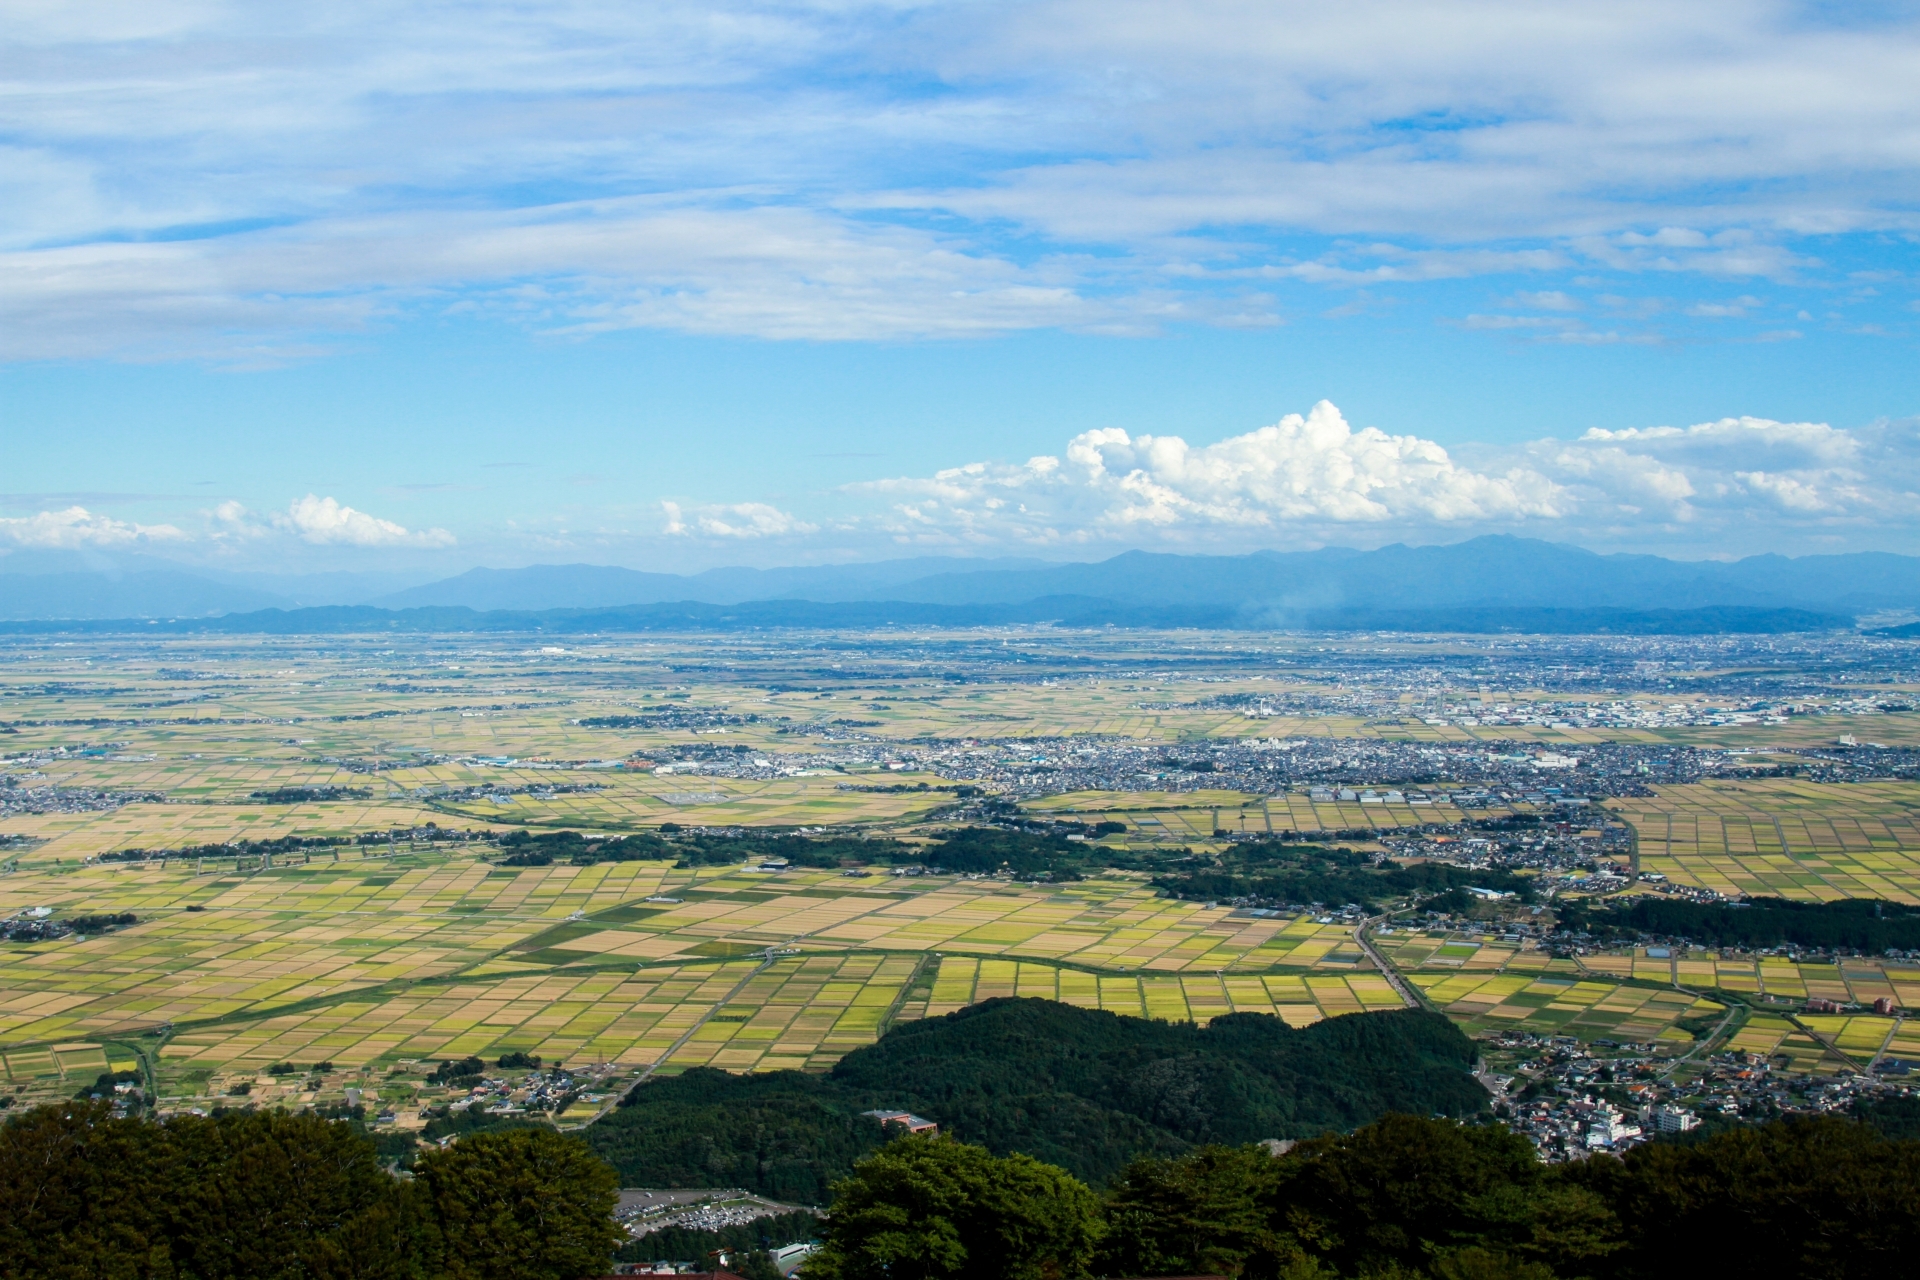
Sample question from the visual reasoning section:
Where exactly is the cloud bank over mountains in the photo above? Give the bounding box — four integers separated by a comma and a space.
3, 1, 1918, 358
845, 405, 1920, 552
0, 496, 451, 552
12, 404, 1902, 565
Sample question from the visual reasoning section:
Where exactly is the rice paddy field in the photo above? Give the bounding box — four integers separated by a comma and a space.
1407, 971, 1723, 1046
921, 956, 1407, 1025
1612, 779, 1920, 904
8, 630, 1920, 1115
1022, 790, 1494, 836
0, 844, 1388, 1108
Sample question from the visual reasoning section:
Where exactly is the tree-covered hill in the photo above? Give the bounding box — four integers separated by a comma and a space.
1558, 894, 1920, 952
585, 999, 1485, 1194
1150, 838, 1532, 911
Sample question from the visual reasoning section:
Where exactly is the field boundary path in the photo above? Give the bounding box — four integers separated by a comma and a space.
1354, 917, 1419, 1009
1868, 1016, 1904, 1074
1657, 1000, 1743, 1081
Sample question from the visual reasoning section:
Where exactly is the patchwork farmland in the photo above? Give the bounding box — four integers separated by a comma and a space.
8, 629, 1920, 1126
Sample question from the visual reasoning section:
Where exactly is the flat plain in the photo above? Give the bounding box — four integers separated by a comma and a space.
7, 629, 1920, 1111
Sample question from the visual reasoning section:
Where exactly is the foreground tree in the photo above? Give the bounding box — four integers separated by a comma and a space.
1101, 1116, 1619, 1280
806, 1134, 1103, 1280
1563, 1114, 1920, 1280
0, 1101, 425, 1280
414, 1128, 620, 1280
1098, 1144, 1285, 1279
1, 1103, 620, 1280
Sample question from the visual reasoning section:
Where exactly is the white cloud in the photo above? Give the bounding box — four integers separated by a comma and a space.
1501, 414, 1911, 531
662, 500, 816, 539
828, 405, 1920, 553
856, 402, 1565, 544
2, 1, 1918, 354
277, 495, 454, 547
0, 506, 185, 549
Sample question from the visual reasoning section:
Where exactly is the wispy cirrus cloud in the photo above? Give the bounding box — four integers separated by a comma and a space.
2, 1, 1917, 357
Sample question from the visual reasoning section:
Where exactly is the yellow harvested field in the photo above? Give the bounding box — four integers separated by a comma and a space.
1611, 779, 1920, 903
1410, 971, 1722, 1045
158, 952, 926, 1078
921, 956, 1405, 1026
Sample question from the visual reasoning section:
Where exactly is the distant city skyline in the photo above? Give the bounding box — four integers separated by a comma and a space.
4, 2, 1919, 572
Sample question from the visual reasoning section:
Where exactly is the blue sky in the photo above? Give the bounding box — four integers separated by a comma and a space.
3, 0, 1919, 573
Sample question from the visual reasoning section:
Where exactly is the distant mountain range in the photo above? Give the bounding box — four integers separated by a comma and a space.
3, 536, 1917, 632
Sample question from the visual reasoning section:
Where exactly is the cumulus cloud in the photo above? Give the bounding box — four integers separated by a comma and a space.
833, 405, 1920, 553
0, 506, 185, 549
1498, 414, 1914, 533
662, 501, 816, 539
276, 495, 455, 547
856, 402, 1565, 545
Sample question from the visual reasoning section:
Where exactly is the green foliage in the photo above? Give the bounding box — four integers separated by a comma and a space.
1152, 841, 1532, 911
1097, 1112, 1920, 1280
0, 1102, 623, 1280
73, 1068, 143, 1100
1268, 1115, 1615, 1279
251, 786, 372, 803
1566, 1114, 1920, 1279
667, 832, 911, 870
419, 1102, 554, 1144
492, 827, 909, 870
63, 911, 139, 934
613, 1209, 818, 1264
428, 1056, 487, 1085
586, 1072, 889, 1204
1558, 895, 1920, 952
587, 1000, 1486, 1191
1097, 1143, 1289, 1279
415, 1128, 621, 1280
919, 828, 1092, 879
0, 1101, 429, 1280
1099, 1117, 1617, 1280
1856, 1094, 1920, 1142
731, 1250, 784, 1280
806, 1135, 1104, 1280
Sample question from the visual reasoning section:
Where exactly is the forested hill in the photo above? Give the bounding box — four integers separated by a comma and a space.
1558, 895, 1920, 952
584, 999, 1484, 1196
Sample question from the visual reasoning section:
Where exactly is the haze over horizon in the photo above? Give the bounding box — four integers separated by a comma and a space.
5, 2, 1920, 576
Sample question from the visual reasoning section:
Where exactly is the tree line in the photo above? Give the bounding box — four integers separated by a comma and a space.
808, 1113, 1920, 1280
8, 1073, 1919, 1279
1558, 894, 1920, 953
1150, 839, 1532, 912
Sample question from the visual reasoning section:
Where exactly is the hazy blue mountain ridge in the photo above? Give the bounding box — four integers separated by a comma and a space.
6, 537, 1920, 622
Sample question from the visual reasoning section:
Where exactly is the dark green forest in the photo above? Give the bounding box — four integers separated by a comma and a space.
817, 1113, 1920, 1280
492, 827, 911, 869
585, 999, 1487, 1194
6, 1053, 1920, 1279
0, 1105, 618, 1280
1558, 894, 1920, 952
1150, 839, 1532, 910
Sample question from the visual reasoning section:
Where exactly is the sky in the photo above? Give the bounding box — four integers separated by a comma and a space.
3, 0, 1920, 575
